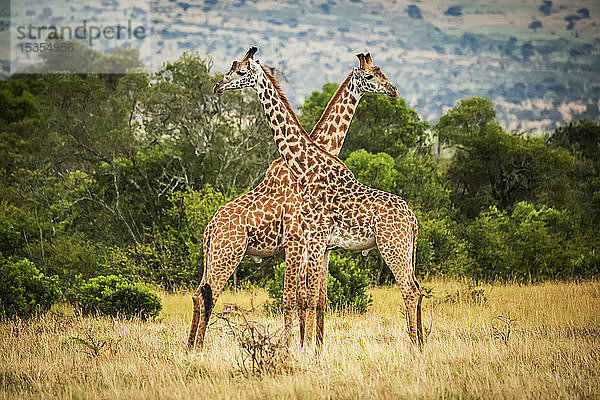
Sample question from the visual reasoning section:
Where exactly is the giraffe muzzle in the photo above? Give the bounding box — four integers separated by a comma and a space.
213, 82, 224, 94
388, 85, 399, 98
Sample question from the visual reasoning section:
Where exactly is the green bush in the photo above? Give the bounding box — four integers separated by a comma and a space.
326, 253, 373, 312
463, 202, 586, 282
67, 275, 162, 320
416, 214, 474, 279
0, 254, 62, 320
100, 241, 199, 292
264, 261, 286, 316
99, 187, 231, 291
265, 252, 372, 315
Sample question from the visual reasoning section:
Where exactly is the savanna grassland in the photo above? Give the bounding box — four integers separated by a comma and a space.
1, 280, 599, 399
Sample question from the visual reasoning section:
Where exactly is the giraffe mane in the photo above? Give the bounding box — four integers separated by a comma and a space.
309, 72, 353, 140
260, 64, 351, 172
260, 65, 304, 132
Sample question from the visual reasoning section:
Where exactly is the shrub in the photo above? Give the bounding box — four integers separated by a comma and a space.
327, 253, 373, 312
264, 261, 286, 316
265, 252, 372, 315
416, 214, 475, 279
100, 241, 200, 292
463, 202, 585, 282
67, 275, 162, 320
0, 254, 62, 320
99, 187, 230, 291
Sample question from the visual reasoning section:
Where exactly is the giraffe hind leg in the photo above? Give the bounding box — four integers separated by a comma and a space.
399, 274, 422, 351
188, 234, 247, 350
412, 276, 424, 348
188, 283, 213, 350
201, 283, 213, 324
416, 287, 424, 349
377, 234, 423, 351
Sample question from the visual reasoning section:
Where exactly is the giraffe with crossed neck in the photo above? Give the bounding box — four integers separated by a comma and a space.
187, 48, 397, 350
190, 47, 424, 351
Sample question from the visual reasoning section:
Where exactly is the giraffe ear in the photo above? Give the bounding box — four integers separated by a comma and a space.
364, 52, 373, 66
356, 53, 367, 69
242, 46, 258, 61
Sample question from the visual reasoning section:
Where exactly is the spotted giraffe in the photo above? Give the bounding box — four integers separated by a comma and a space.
203, 47, 424, 351
187, 49, 397, 349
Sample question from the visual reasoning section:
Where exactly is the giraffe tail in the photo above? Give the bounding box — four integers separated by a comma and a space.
201, 221, 214, 323
412, 220, 418, 277
412, 217, 424, 349
202, 222, 211, 275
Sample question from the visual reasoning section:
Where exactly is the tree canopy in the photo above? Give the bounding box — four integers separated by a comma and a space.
0, 49, 598, 291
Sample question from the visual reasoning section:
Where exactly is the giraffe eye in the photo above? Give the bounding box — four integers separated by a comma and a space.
237, 70, 247, 76
365, 74, 374, 80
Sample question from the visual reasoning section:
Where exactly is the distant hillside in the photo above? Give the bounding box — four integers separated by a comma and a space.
10, 0, 600, 133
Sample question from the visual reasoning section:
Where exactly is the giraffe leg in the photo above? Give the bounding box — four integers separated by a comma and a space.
297, 265, 307, 347
188, 235, 247, 350
285, 237, 307, 347
304, 234, 328, 349
188, 282, 213, 350
415, 278, 424, 347
282, 243, 302, 347
377, 229, 423, 352
398, 274, 423, 351
316, 249, 330, 349
283, 204, 307, 346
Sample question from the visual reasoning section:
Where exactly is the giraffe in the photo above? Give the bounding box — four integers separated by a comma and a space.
187, 48, 397, 350
208, 47, 424, 351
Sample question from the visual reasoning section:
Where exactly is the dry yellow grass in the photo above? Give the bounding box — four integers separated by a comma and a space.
1, 280, 599, 399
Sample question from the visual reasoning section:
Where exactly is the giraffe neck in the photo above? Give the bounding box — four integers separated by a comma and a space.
309, 71, 361, 157
256, 66, 313, 178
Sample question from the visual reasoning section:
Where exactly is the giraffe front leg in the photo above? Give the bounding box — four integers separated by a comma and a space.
316, 249, 330, 349
284, 237, 307, 347
304, 235, 328, 349
282, 251, 299, 347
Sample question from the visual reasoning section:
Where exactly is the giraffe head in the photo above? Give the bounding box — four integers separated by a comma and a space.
213, 47, 262, 94
353, 52, 398, 98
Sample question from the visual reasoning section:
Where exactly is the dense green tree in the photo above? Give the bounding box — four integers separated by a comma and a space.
548, 120, 600, 227
550, 119, 600, 161
345, 149, 396, 193
0, 79, 43, 191
435, 97, 573, 218
463, 202, 595, 282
